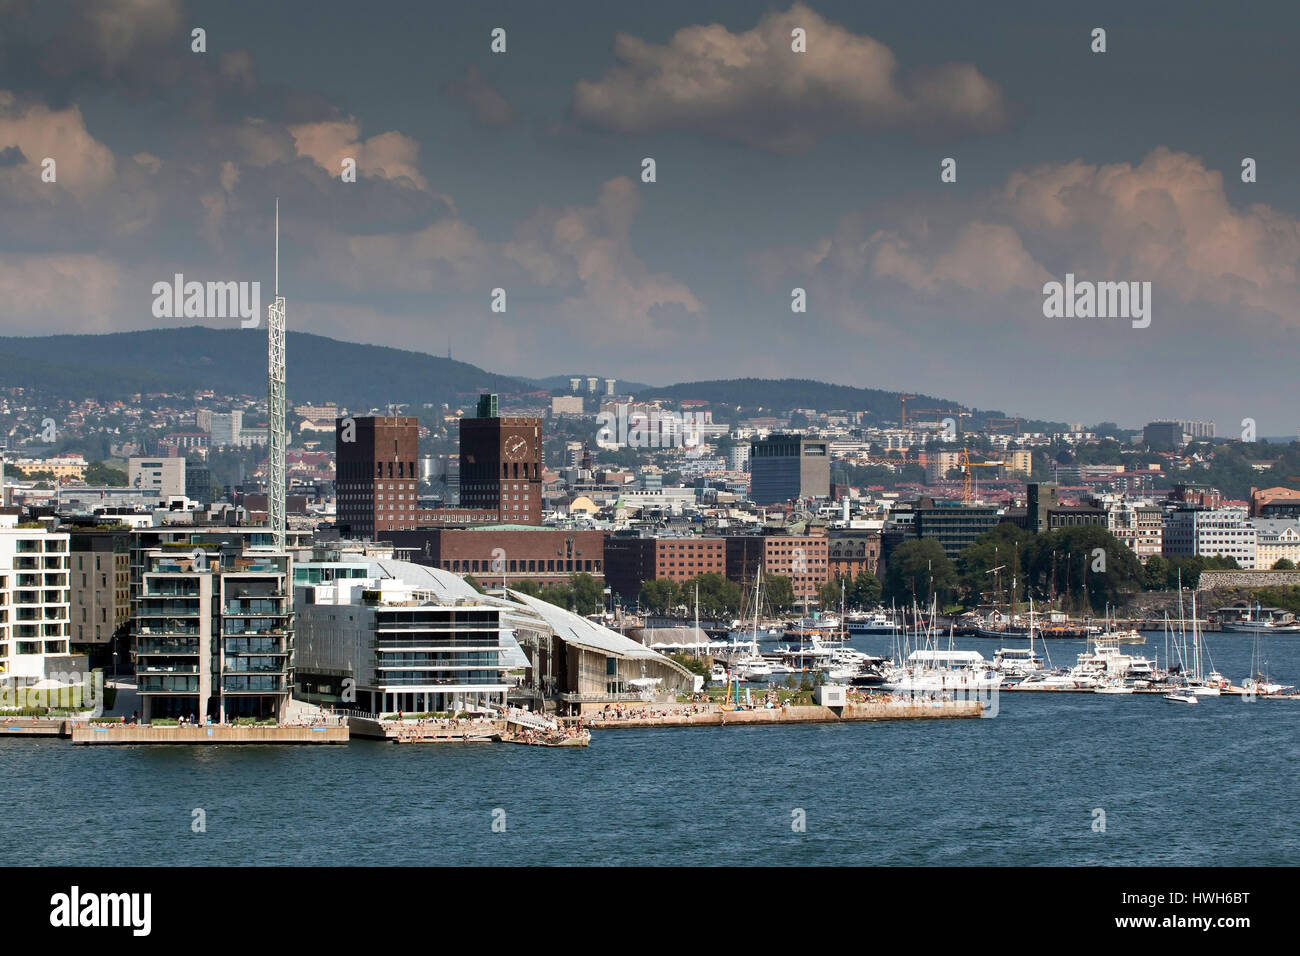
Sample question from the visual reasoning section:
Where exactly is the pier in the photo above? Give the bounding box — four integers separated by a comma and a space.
583, 698, 982, 729
0, 718, 72, 737
69, 724, 349, 745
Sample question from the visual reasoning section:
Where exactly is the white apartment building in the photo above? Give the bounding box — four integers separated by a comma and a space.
1162, 507, 1257, 568
0, 516, 73, 686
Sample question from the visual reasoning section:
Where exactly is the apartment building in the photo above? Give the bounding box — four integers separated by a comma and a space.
0, 515, 72, 685
133, 539, 292, 722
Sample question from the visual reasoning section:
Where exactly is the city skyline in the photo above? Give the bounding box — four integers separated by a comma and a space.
3, 1, 1300, 431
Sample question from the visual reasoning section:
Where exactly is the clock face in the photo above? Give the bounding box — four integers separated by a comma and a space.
505, 436, 529, 461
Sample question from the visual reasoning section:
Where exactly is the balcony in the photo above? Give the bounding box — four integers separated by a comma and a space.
138, 675, 199, 693
224, 637, 288, 655
221, 675, 285, 693
223, 599, 285, 616
137, 637, 201, 655
138, 663, 199, 675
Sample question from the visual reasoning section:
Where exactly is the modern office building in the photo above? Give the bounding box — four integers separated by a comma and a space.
128, 456, 187, 498
748, 434, 831, 505
1162, 507, 1257, 568
0, 516, 72, 685
134, 544, 292, 722
335, 415, 420, 537
208, 411, 244, 447
1142, 421, 1184, 449
909, 497, 1001, 558
292, 551, 691, 716
294, 556, 523, 715
459, 393, 543, 525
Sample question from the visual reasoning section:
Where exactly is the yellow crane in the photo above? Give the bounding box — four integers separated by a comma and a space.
961, 450, 998, 509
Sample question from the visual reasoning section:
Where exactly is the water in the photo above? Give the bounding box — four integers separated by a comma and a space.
3, 631, 1297, 866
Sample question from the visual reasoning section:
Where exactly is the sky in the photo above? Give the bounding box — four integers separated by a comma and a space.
2, 0, 1300, 433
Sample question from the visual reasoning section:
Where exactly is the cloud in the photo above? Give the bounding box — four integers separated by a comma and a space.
782, 147, 1300, 326
446, 65, 516, 127
289, 118, 430, 190
505, 178, 703, 341
0, 253, 124, 329
571, 2, 1008, 150
1001, 147, 1300, 317
0, 93, 117, 195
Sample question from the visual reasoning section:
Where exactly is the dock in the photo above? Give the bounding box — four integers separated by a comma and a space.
0, 718, 73, 737
69, 724, 349, 745
584, 698, 982, 729
347, 714, 504, 743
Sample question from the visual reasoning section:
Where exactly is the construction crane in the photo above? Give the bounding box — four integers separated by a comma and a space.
985, 416, 1023, 436
897, 394, 916, 429
960, 448, 1004, 504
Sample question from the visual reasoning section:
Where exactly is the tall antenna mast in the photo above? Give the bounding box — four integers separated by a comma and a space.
267, 199, 287, 551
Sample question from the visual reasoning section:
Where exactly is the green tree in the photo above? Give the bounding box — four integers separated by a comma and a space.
568, 572, 605, 614
513, 579, 544, 598
679, 572, 742, 615
84, 461, 128, 485
849, 569, 883, 608
1273, 558, 1296, 570
1026, 525, 1142, 613
817, 577, 844, 610
639, 578, 680, 614
883, 538, 957, 608
955, 522, 1035, 607
764, 574, 796, 612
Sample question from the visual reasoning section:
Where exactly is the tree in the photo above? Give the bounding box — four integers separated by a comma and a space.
84, 461, 128, 485
883, 538, 957, 609
956, 523, 1035, 607
764, 574, 796, 612
679, 572, 742, 615
849, 569, 882, 608
817, 578, 844, 610
1273, 558, 1296, 570
639, 578, 680, 614
568, 572, 605, 614
513, 579, 544, 598
1025, 525, 1142, 613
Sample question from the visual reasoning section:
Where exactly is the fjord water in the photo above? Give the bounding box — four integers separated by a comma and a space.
3, 632, 1296, 866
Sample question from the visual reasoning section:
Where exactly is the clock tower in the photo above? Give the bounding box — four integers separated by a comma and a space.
459, 393, 543, 524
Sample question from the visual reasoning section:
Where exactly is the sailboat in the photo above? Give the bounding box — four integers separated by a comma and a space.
992, 591, 1044, 680
1241, 628, 1293, 696
732, 569, 774, 682
881, 598, 1002, 694
1185, 592, 1222, 696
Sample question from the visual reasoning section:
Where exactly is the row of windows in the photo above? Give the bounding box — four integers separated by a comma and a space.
446, 559, 601, 574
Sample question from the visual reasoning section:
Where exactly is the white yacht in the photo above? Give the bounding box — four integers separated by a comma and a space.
881, 649, 1003, 694
846, 609, 900, 635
